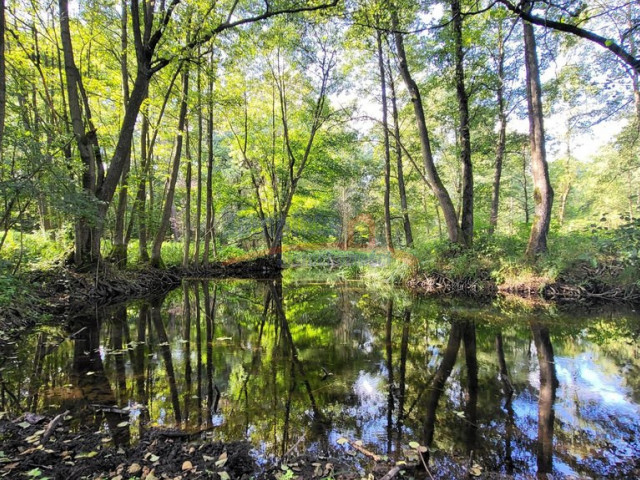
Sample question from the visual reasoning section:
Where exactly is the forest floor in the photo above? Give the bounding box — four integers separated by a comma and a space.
0, 411, 429, 480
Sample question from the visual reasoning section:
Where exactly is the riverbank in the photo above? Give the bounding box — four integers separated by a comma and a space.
0, 257, 282, 345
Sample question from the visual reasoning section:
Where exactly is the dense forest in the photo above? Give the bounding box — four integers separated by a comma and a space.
0, 0, 639, 285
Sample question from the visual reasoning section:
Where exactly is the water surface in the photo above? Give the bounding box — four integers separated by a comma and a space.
1, 276, 639, 478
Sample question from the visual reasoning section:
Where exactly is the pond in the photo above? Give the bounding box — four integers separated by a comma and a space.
1, 274, 639, 478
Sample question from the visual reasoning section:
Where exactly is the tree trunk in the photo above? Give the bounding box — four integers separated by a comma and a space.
110, 0, 131, 267
194, 47, 203, 267
523, 9, 554, 258
150, 66, 189, 267
183, 125, 192, 267
203, 55, 214, 267
391, 10, 462, 244
388, 57, 413, 248
0, 0, 5, 163
59, 0, 101, 265
452, 0, 473, 246
489, 24, 507, 236
377, 30, 394, 253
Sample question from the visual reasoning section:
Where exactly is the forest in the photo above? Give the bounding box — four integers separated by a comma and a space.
1, 0, 640, 299
1, 2, 640, 478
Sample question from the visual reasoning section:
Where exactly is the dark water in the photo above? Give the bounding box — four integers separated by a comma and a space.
1, 275, 640, 478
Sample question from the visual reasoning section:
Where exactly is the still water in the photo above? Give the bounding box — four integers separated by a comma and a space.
1, 275, 639, 478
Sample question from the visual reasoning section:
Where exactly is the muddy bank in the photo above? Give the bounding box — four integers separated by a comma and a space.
407, 270, 640, 305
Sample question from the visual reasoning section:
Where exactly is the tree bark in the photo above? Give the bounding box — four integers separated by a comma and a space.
183, 125, 192, 267
377, 30, 394, 253
387, 56, 413, 247
452, 0, 473, 246
522, 9, 554, 257
194, 47, 203, 267
150, 65, 189, 267
203, 54, 214, 267
391, 9, 462, 244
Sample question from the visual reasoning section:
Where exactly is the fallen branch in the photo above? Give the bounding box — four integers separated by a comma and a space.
41, 410, 70, 444
347, 438, 381, 462
379, 465, 402, 480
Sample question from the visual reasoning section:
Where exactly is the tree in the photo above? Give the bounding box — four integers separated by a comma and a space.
522, 3, 554, 257
57, 0, 339, 267
391, 7, 463, 245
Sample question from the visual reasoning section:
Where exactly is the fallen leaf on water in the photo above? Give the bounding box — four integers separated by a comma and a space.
336, 437, 348, 445
469, 463, 483, 477
218, 472, 230, 480
116, 422, 129, 428
215, 451, 227, 467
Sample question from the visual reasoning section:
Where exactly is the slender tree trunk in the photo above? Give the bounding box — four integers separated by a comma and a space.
203, 55, 214, 267
522, 8, 554, 258
183, 125, 192, 267
452, 0, 473, 246
194, 48, 203, 267
391, 10, 462, 244
387, 57, 413, 247
521, 147, 530, 224
150, 65, 189, 267
111, 0, 131, 267
377, 30, 394, 253
0, 0, 5, 163
59, 0, 100, 265
490, 24, 507, 236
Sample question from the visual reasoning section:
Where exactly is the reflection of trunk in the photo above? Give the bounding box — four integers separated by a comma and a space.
397, 308, 410, 436
269, 278, 327, 456
194, 283, 203, 426
28, 333, 47, 411
71, 319, 130, 446
531, 321, 558, 475
385, 299, 394, 453
150, 297, 182, 423
134, 304, 149, 427
462, 321, 478, 454
423, 322, 462, 450
496, 332, 514, 396
203, 282, 218, 426
183, 283, 192, 423
111, 306, 127, 404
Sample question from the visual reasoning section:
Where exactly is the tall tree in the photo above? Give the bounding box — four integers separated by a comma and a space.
391, 8, 463, 244
377, 29, 394, 253
451, 0, 473, 245
522, 3, 553, 257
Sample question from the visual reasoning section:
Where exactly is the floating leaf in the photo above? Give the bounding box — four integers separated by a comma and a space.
408, 441, 420, 449
17, 422, 31, 429
116, 421, 129, 428
149, 454, 160, 463
336, 437, 348, 445
469, 463, 483, 476
354, 440, 363, 447
215, 451, 228, 467
219, 472, 230, 480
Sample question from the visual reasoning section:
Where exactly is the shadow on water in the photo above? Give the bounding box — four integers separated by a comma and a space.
1, 276, 639, 477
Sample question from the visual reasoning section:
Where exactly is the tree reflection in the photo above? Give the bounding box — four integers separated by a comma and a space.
531, 320, 558, 476
68, 315, 130, 446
